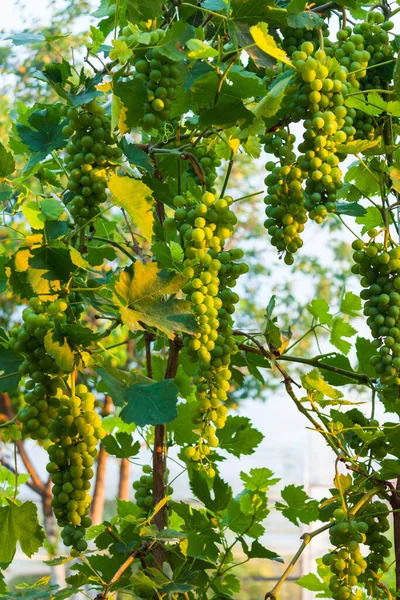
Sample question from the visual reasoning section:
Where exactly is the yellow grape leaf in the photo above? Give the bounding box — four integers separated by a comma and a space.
119, 105, 129, 136
228, 138, 240, 154
96, 81, 112, 93
250, 22, 292, 66
113, 261, 198, 339
108, 174, 154, 243
15, 249, 32, 272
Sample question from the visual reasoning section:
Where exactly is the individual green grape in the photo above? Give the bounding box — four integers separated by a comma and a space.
61, 100, 120, 227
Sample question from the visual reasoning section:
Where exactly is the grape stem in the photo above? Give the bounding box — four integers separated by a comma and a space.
264, 522, 332, 600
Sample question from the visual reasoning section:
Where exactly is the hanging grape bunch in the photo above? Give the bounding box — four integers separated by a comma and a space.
352, 238, 400, 383
47, 384, 105, 551
168, 191, 247, 475
130, 29, 180, 133
61, 100, 121, 227
322, 509, 369, 600
10, 297, 74, 441
263, 129, 307, 265
188, 143, 222, 192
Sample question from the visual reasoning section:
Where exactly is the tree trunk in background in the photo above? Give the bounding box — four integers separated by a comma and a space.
118, 458, 130, 500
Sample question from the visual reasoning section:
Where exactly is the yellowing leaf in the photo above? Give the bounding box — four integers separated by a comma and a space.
15, 249, 31, 272
108, 174, 154, 243
44, 330, 75, 372
228, 138, 240, 153
250, 22, 292, 66
96, 81, 112, 93
109, 39, 133, 64
119, 105, 129, 136
113, 262, 197, 339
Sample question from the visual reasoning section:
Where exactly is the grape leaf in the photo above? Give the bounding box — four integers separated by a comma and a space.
301, 369, 343, 400
120, 379, 179, 426
296, 572, 329, 593
126, 0, 164, 21
340, 291, 361, 317
44, 330, 75, 372
22, 198, 65, 230
389, 166, 400, 193
102, 432, 140, 459
0, 143, 15, 178
0, 346, 22, 394
113, 79, 148, 129
306, 298, 332, 325
0, 501, 45, 563
330, 317, 357, 355
335, 201, 366, 217
240, 468, 280, 492
187, 39, 219, 60
189, 471, 232, 513
5, 33, 45, 45
108, 174, 154, 242
16, 107, 67, 154
121, 139, 154, 173
355, 206, 384, 235
241, 539, 283, 562
113, 262, 197, 339
276, 485, 319, 526
216, 416, 263, 457
253, 73, 293, 118
356, 337, 376, 378
250, 23, 292, 65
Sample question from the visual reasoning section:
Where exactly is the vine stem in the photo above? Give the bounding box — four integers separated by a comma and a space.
220, 150, 234, 198
264, 523, 332, 599
91, 236, 137, 262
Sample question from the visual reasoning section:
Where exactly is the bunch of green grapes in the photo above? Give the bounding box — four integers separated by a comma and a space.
280, 26, 320, 56
131, 30, 180, 133
263, 129, 307, 264
188, 144, 221, 192
132, 465, 154, 519
322, 509, 368, 600
46, 384, 105, 551
351, 238, 400, 383
292, 42, 351, 222
361, 500, 391, 582
10, 297, 72, 440
61, 100, 121, 227
169, 191, 243, 475
132, 465, 173, 519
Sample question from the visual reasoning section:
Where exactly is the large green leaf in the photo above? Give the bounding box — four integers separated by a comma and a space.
16, 107, 66, 154
101, 433, 140, 459
113, 262, 197, 339
216, 416, 263, 457
0, 501, 45, 564
120, 379, 179, 426
0, 346, 22, 393
0, 143, 15, 178
276, 485, 319, 526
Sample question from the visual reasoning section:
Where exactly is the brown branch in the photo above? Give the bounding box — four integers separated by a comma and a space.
95, 541, 150, 599
152, 335, 183, 568
390, 477, 400, 592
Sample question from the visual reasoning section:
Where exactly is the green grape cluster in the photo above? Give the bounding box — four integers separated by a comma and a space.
351, 239, 400, 383
362, 501, 391, 577
133, 465, 154, 519
61, 100, 121, 227
132, 465, 173, 519
188, 144, 221, 191
263, 129, 307, 264
131, 30, 180, 132
46, 384, 105, 551
292, 42, 349, 222
346, 410, 389, 459
280, 26, 321, 56
169, 191, 246, 474
322, 509, 368, 600
10, 297, 72, 440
